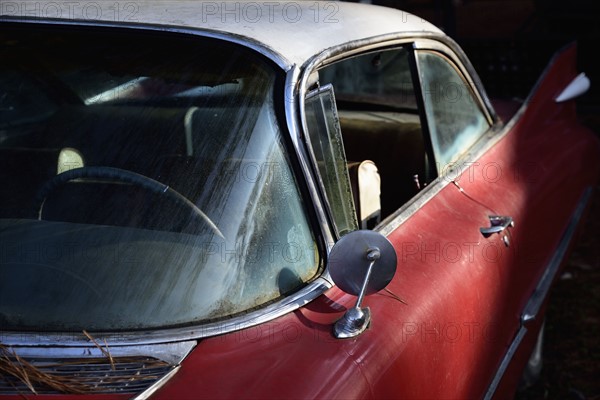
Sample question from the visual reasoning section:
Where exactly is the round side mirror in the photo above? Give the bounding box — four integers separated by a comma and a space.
328, 230, 397, 338
329, 230, 396, 296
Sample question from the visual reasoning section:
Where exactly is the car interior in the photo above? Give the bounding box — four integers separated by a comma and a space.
0, 103, 261, 232
340, 109, 429, 219
314, 47, 434, 228
0, 27, 279, 235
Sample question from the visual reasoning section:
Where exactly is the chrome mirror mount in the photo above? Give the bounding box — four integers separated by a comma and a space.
328, 230, 397, 339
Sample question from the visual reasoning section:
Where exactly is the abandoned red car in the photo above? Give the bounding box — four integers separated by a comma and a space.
1, 1, 598, 399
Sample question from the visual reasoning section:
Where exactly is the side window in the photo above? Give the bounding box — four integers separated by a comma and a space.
417, 51, 491, 171
315, 47, 432, 224
303, 46, 492, 231
320, 49, 417, 110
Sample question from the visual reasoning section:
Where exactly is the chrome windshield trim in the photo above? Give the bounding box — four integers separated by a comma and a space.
484, 187, 593, 399
285, 65, 337, 255
522, 187, 593, 323
0, 278, 331, 346
0, 17, 293, 70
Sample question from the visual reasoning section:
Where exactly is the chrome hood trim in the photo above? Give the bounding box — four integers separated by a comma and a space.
0, 341, 196, 395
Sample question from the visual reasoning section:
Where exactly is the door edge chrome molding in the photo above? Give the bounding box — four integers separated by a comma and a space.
484, 327, 528, 400
522, 187, 593, 323
484, 186, 593, 400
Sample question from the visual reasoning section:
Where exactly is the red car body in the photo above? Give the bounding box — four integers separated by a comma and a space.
0, 2, 598, 400
158, 46, 599, 400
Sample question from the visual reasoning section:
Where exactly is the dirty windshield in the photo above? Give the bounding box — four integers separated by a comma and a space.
0, 25, 318, 331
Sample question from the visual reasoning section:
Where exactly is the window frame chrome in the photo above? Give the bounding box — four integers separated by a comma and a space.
297, 33, 502, 237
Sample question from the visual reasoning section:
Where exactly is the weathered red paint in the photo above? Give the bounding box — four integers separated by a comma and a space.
1, 45, 596, 400
144, 44, 599, 400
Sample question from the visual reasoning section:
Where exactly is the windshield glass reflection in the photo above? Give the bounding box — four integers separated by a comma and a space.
0, 26, 318, 331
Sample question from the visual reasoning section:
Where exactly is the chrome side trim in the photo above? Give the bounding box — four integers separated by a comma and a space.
377, 174, 449, 236
484, 187, 593, 399
483, 327, 528, 400
522, 187, 593, 323
377, 121, 506, 236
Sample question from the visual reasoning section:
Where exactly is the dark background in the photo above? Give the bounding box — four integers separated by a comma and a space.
365, 0, 600, 119
345, 1, 600, 399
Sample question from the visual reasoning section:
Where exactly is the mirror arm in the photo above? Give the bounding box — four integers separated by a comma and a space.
355, 247, 380, 307
333, 247, 380, 339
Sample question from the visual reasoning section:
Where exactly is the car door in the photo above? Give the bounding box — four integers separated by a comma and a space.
404, 43, 529, 398
414, 41, 600, 399
303, 42, 525, 398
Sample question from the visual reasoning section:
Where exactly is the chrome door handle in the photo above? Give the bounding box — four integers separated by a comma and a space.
480, 215, 514, 236
480, 215, 514, 246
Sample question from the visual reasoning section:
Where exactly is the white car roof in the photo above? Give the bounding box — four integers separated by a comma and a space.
1, 1, 443, 68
